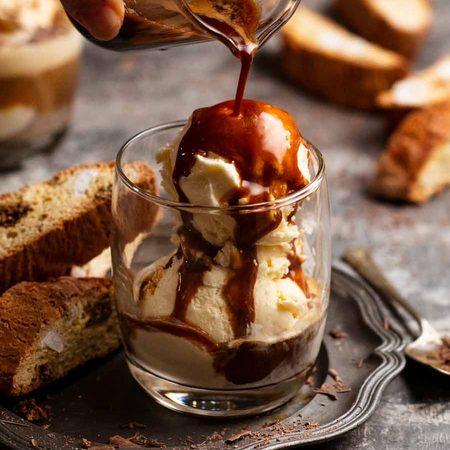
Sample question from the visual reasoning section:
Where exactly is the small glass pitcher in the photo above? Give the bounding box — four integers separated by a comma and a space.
74, 0, 301, 53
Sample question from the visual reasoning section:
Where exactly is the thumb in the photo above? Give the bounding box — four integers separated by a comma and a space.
61, 0, 124, 41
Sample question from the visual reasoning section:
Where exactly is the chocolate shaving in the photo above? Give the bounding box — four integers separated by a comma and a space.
129, 433, 165, 448
109, 435, 142, 448
383, 318, 390, 330
30, 439, 39, 448
200, 416, 323, 447
313, 369, 351, 400
16, 399, 48, 422
262, 420, 280, 429
329, 329, 348, 339
313, 384, 338, 400
336, 382, 352, 393
109, 433, 165, 448
80, 438, 92, 448
303, 421, 319, 430
225, 430, 254, 444
327, 368, 342, 382
203, 431, 223, 443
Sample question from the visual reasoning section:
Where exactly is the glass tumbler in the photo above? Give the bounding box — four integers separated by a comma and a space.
0, 2, 83, 169
112, 121, 331, 417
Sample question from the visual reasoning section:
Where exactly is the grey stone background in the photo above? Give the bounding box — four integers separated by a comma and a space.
1, 0, 449, 448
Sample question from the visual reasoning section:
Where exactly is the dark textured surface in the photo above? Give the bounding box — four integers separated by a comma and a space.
1, 0, 450, 448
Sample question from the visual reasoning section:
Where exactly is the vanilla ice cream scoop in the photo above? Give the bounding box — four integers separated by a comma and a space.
158, 100, 311, 247
160, 100, 311, 208
138, 247, 310, 343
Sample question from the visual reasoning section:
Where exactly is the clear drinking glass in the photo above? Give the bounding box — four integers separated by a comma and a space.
112, 122, 331, 417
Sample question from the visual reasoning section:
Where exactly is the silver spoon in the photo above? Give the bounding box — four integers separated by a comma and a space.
343, 247, 450, 376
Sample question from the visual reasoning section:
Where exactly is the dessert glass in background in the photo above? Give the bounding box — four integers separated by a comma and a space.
112, 120, 331, 417
0, 0, 83, 169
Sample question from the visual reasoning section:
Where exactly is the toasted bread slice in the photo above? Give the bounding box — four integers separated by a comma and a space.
0, 161, 157, 294
377, 54, 450, 111
336, 0, 432, 59
281, 7, 408, 109
375, 101, 450, 203
0, 277, 119, 396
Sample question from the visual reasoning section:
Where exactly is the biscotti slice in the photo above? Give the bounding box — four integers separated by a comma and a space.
375, 101, 450, 203
336, 0, 432, 59
0, 277, 120, 396
377, 54, 450, 110
281, 7, 408, 109
0, 161, 157, 294
71, 248, 112, 278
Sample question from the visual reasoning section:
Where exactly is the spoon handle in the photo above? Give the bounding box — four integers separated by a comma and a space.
342, 248, 423, 330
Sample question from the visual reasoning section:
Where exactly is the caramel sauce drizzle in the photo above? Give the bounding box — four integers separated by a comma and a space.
186, 0, 260, 115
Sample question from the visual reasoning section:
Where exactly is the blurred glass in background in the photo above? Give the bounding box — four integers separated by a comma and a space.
0, 0, 82, 169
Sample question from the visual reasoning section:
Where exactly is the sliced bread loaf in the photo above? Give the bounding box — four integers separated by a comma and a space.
0, 161, 156, 294
336, 0, 432, 58
377, 54, 450, 110
375, 101, 450, 203
0, 277, 119, 396
281, 7, 408, 109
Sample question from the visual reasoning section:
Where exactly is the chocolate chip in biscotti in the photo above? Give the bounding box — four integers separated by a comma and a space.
85, 295, 113, 327
0, 203, 32, 228
38, 364, 52, 383
94, 184, 113, 201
